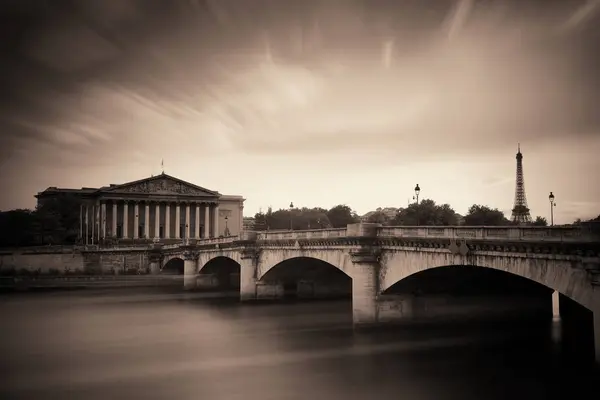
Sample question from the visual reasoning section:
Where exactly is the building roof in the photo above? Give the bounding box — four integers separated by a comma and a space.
35, 173, 223, 199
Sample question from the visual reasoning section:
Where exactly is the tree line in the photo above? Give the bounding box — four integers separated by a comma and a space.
251, 201, 556, 231
1, 197, 598, 247
0, 196, 80, 247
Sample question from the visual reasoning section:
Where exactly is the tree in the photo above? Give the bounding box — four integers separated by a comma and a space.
326, 205, 359, 228
35, 195, 82, 244
365, 210, 393, 225
532, 216, 548, 226
463, 205, 510, 226
253, 206, 332, 230
0, 209, 38, 247
392, 199, 459, 226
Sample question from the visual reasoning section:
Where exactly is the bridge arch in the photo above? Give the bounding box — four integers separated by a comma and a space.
260, 256, 352, 282
257, 249, 352, 280
161, 256, 184, 275
380, 250, 596, 310
199, 256, 241, 274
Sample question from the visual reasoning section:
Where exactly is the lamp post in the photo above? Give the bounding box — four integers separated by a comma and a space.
224, 215, 230, 236
289, 202, 294, 230
413, 184, 421, 226
549, 192, 556, 227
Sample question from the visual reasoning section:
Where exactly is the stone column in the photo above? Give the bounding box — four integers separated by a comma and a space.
85, 205, 89, 245
185, 203, 191, 239
97, 203, 101, 240
91, 204, 95, 244
112, 202, 117, 238
552, 290, 560, 318
155, 203, 161, 239
351, 249, 381, 326
213, 204, 219, 237
101, 202, 107, 239
123, 202, 129, 239
204, 204, 210, 238
194, 203, 200, 238
183, 250, 198, 290
79, 204, 83, 242
175, 203, 181, 239
144, 202, 150, 239
165, 203, 171, 239
133, 202, 139, 239
240, 246, 259, 301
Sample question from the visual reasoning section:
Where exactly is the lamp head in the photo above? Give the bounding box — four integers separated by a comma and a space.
414, 184, 421, 196
549, 192, 555, 202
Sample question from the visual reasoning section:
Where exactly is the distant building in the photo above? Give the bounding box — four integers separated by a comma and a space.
361, 207, 400, 222
35, 173, 245, 245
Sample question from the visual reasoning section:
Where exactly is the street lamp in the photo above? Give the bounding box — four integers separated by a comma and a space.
549, 192, 556, 227
413, 184, 421, 226
289, 202, 294, 231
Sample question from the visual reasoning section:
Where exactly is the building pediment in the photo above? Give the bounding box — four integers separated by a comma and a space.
102, 174, 219, 197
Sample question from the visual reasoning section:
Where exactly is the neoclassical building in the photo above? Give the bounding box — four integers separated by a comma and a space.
35, 173, 245, 245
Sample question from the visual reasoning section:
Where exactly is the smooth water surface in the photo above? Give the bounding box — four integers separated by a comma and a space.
0, 289, 596, 400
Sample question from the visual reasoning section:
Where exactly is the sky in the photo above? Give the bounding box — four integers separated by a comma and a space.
0, 0, 599, 224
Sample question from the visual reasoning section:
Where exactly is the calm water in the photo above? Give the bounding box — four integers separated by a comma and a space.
0, 288, 597, 400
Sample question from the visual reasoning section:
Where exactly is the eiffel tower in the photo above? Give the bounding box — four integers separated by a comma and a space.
511, 144, 532, 224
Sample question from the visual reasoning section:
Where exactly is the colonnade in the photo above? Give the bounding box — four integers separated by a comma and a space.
80, 200, 220, 244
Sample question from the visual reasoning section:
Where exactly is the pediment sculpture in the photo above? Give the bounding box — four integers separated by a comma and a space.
116, 178, 214, 196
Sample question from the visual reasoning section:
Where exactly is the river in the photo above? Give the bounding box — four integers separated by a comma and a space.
0, 288, 597, 400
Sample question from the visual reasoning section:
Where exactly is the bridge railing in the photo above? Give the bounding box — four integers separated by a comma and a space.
377, 225, 596, 242
191, 236, 241, 246
256, 228, 347, 241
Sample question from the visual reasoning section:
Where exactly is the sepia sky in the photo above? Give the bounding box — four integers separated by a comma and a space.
0, 0, 599, 224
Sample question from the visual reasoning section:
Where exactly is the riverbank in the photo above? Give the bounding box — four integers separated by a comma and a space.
0, 275, 189, 292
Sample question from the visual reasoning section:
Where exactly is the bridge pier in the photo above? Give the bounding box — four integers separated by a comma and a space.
240, 248, 259, 301
351, 251, 381, 325
148, 257, 161, 275
183, 250, 198, 290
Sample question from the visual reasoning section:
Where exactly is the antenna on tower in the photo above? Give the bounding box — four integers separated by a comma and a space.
511, 144, 532, 224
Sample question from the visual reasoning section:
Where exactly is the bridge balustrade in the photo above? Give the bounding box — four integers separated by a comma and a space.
377, 225, 595, 242
5, 225, 597, 254
256, 228, 347, 241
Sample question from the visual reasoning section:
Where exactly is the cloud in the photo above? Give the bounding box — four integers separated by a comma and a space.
0, 0, 599, 169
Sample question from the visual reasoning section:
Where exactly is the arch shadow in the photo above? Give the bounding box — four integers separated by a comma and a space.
383, 265, 554, 298
382, 264, 596, 363
198, 256, 241, 290
261, 257, 352, 299
162, 257, 184, 275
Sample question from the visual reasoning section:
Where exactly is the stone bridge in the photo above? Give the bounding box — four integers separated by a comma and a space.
85, 223, 600, 361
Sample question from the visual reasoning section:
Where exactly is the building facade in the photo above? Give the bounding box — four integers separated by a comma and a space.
35, 173, 245, 245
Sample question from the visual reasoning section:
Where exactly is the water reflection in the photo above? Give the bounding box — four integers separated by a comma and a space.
0, 289, 597, 400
